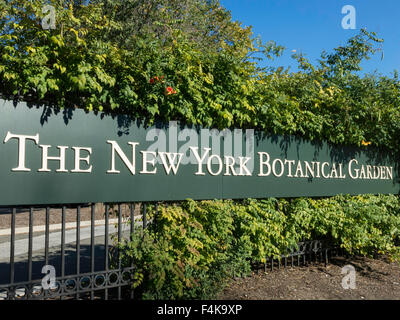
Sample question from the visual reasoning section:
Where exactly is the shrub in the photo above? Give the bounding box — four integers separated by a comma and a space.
115, 200, 251, 299
114, 195, 400, 299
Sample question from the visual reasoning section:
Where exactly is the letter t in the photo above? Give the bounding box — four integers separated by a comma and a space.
3, 132, 39, 171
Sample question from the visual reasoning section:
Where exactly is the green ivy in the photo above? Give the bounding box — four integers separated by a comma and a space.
4, 2, 400, 157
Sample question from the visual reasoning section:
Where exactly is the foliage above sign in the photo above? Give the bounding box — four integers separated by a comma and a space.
0, 99, 398, 206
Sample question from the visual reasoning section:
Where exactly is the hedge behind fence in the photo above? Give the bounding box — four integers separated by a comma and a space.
114, 195, 400, 299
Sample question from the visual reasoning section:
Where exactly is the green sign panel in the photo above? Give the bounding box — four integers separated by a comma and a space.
0, 99, 398, 206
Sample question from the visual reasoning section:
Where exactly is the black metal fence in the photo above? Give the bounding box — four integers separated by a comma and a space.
0, 202, 337, 300
0, 202, 149, 300
263, 240, 338, 271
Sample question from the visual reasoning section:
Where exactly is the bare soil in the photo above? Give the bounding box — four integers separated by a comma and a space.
0, 203, 141, 229
218, 256, 400, 300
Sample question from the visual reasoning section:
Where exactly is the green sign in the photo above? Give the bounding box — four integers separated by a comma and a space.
0, 99, 398, 206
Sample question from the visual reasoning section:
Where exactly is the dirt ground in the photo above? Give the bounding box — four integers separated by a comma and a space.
218, 256, 400, 300
0, 203, 141, 229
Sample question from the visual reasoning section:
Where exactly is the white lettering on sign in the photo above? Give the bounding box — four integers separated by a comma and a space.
71, 147, 92, 173
140, 151, 157, 174
258, 152, 271, 177
158, 152, 183, 175
107, 141, 139, 175
272, 159, 285, 177
224, 156, 237, 176
238, 157, 252, 176
1, 132, 394, 181
190, 147, 211, 176
207, 154, 223, 176
38, 145, 69, 172
321, 162, 330, 179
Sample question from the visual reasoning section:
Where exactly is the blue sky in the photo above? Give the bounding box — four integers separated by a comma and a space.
220, 0, 400, 77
